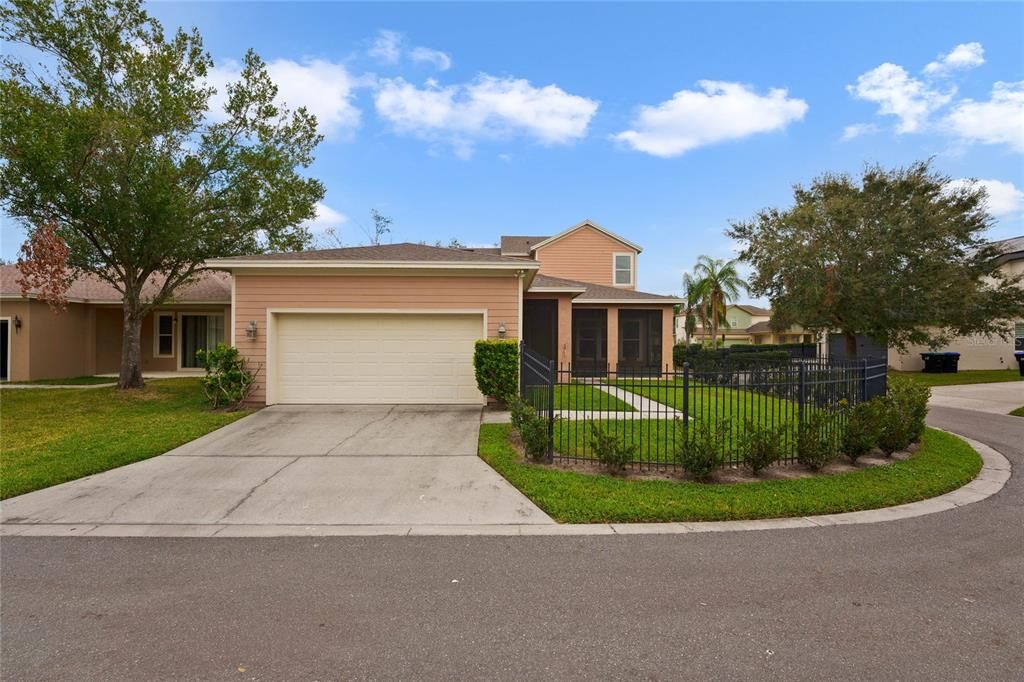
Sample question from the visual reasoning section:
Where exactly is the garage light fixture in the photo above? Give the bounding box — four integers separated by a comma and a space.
246, 320, 258, 339
497, 321, 507, 339
13, 315, 21, 332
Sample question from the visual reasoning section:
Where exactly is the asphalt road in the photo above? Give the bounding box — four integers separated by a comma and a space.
2, 405, 1022, 681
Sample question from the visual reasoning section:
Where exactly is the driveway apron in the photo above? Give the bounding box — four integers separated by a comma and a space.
0, 405, 553, 530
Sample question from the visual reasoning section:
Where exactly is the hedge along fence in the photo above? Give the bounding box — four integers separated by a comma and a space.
473, 339, 519, 402
672, 342, 816, 369
518, 354, 891, 474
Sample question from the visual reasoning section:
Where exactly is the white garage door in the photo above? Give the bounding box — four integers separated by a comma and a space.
273, 313, 485, 404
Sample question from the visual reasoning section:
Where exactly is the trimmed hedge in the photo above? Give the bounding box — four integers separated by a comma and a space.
473, 340, 519, 401
672, 343, 790, 373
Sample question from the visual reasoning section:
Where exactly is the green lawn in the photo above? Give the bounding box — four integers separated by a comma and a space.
1010, 406, 1024, 417
555, 379, 808, 465
0, 378, 252, 499
525, 384, 634, 412
890, 369, 1022, 387
6, 375, 116, 386
480, 424, 981, 523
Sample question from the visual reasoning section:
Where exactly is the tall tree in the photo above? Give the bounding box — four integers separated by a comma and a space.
691, 256, 747, 346
0, 0, 325, 388
727, 161, 1024, 357
679, 272, 703, 344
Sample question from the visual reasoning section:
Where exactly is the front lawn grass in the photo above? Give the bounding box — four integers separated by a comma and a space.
0, 378, 252, 499
480, 424, 981, 523
890, 369, 1022, 387
525, 384, 634, 412
7, 375, 116, 386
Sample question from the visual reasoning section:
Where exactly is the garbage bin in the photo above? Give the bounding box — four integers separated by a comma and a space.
920, 352, 961, 373
1015, 351, 1024, 377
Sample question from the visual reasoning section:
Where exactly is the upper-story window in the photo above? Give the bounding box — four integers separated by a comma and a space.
613, 252, 634, 286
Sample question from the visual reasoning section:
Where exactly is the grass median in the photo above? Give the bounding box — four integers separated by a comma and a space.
1, 378, 252, 499
890, 369, 1022, 387
479, 423, 981, 523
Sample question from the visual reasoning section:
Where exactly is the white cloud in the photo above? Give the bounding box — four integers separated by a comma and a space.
368, 29, 451, 71
303, 202, 348, 232
847, 63, 953, 133
208, 58, 361, 139
923, 42, 985, 77
368, 29, 402, 64
943, 81, 1024, 152
409, 46, 452, 71
947, 178, 1024, 217
611, 81, 808, 158
841, 122, 880, 141
374, 75, 599, 157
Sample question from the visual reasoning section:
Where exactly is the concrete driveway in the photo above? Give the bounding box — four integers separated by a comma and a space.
929, 380, 1023, 415
0, 405, 553, 533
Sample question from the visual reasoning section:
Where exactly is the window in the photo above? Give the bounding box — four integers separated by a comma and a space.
155, 314, 174, 357
613, 252, 634, 286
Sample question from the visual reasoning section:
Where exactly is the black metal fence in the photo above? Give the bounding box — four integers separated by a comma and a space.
519, 343, 887, 470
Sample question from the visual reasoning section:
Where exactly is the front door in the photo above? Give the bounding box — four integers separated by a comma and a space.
572, 309, 607, 376
0, 319, 8, 381
179, 315, 225, 369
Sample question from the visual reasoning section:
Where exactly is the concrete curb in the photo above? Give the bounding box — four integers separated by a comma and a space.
0, 435, 1009, 538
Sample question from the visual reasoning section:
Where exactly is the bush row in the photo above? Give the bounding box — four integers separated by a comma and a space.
543, 376, 930, 479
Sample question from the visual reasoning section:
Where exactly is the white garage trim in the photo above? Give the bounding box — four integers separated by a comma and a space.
265, 308, 488, 405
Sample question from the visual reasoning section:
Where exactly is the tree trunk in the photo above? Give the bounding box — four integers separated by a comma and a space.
844, 331, 858, 360
119, 300, 145, 389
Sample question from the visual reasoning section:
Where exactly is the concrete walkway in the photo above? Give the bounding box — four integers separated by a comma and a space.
0, 405, 553, 533
929, 380, 1023, 415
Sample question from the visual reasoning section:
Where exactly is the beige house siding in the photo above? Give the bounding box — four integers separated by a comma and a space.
0, 300, 33, 381
888, 327, 1019, 371
233, 273, 522, 404
534, 226, 638, 289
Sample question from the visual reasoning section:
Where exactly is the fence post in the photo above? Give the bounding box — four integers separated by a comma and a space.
682, 362, 690, 424
860, 358, 868, 402
518, 340, 525, 399
547, 359, 555, 462
797, 361, 806, 426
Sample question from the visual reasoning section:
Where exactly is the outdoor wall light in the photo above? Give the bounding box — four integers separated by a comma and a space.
245, 320, 258, 339
497, 321, 507, 339
13, 315, 22, 332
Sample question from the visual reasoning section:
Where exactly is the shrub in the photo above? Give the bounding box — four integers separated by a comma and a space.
473, 340, 519, 402
797, 412, 837, 470
507, 396, 551, 461
740, 420, 782, 474
674, 418, 728, 481
842, 398, 884, 462
195, 344, 260, 410
588, 421, 637, 474
877, 377, 930, 455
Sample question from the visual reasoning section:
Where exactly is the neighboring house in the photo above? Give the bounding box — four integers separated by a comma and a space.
887, 235, 1024, 371
675, 304, 816, 347
1, 220, 681, 405
0, 267, 231, 382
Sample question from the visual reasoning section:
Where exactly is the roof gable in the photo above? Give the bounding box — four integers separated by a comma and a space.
529, 220, 642, 254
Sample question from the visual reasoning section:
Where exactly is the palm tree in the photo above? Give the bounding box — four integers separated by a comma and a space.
680, 273, 704, 343
691, 256, 748, 346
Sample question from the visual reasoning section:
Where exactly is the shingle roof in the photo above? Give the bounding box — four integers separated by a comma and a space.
746, 321, 774, 333
500, 235, 549, 255
211, 242, 533, 264
0, 265, 230, 303
530, 274, 681, 303
991, 235, 1024, 259
734, 304, 771, 316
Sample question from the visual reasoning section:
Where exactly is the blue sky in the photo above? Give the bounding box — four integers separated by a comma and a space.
2, 2, 1022, 301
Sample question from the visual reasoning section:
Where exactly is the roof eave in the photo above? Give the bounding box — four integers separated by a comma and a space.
205, 259, 541, 270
